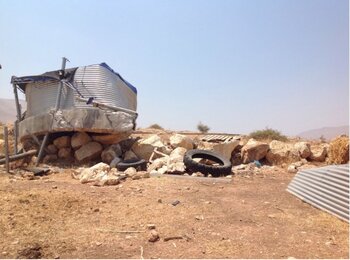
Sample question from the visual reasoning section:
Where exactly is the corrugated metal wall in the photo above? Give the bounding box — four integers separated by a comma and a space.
24, 64, 137, 117
25, 80, 74, 117
287, 164, 349, 222
73, 64, 137, 111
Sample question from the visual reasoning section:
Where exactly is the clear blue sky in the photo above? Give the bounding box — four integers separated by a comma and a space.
0, 0, 348, 135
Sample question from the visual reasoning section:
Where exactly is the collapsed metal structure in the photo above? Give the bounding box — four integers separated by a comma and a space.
11, 58, 138, 164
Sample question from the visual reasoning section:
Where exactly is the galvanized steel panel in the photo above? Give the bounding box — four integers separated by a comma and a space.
25, 80, 74, 117
73, 64, 137, 111
287, 164, 349, 222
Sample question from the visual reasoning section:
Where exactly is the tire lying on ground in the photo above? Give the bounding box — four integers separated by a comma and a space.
183, 149, 232, 177
115, 158, 147, 171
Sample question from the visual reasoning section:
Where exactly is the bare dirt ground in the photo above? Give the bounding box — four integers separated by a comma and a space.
0, 167, 348, 259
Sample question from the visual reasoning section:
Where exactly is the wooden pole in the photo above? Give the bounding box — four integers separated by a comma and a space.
13, 84, 21, 122
4, 126, 9, 173
14, 121, 18, 154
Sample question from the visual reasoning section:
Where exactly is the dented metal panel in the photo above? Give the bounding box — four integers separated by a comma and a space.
287, 164, 349, 222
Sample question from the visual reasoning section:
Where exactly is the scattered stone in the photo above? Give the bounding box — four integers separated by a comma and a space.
75, 142, 103, 162
101, 144, 122, 164
71, 132, 91, 150
157, 198, 163, 203
170, 134, 194, 150
124, 167, 137, 177
75, 162, 110, 184
167, 147, 187, 174
171, 200, 180, 206
287, 164, 298, 173
46, 144, 58, 154
58, 147, 72, 159
241, 139, 269, 164
93, 208, 100, 212
195, 215, 204, 220
157, 166, 168, 174
95, 242, 102, 246
147, 224, 156, 230
52, 185, 57, 189
294, 142, 311, 159
53, 136, 71, 149
148, 230, 160, 242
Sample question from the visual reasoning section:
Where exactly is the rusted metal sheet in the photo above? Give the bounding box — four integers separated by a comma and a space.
287, 164, 349, 222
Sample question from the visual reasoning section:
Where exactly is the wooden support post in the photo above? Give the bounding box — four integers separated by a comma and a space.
14, 121, 18, 154
4, 126, 10, 173
13, 84, 21, 122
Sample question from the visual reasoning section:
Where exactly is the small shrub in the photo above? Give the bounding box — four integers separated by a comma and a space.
197, 122, 210, 133
249, 127, 287, 141
148, 124, 164, 130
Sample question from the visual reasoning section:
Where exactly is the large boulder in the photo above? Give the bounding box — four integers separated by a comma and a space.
197, 140, 240, 161
74, 142, 103, 162
266, 140, 300, 165
71, 132, 91, 150
101, 144, 122, 164
294, 142, 311, 159
241, 139, 269, 164
131, 135, 167, 161
327, 136, 349, 164
309, 144, 328, 162
46, 144, 58, 155
53, 136, 71, 149
58, 147, 72, 159
169, 134, 194, 150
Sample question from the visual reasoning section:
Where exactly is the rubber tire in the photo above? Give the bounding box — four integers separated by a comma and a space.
116, 158, 147, 171
183, 149, 232, 177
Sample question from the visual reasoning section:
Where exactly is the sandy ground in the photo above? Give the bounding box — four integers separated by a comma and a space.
0, 167, 348, 259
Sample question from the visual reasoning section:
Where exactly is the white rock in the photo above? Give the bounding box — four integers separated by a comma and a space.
170, 134, 194, 150
287, 164, 298, 173
241, 138, 269, 164
148, 157, 168, 172
124, 167, 137, 177
131, 135, 166, 161
266, 140, 300, 165
294, 142, 311, 159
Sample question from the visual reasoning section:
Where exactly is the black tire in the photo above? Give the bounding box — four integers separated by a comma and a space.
183, 149, 232, 177
116, 158, 147, 171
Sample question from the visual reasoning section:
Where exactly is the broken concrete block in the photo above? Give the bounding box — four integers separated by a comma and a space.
101, 144, 122, 164
197, 140, 240, 161
170, 134, 194, 150
53, 136, 71, 149
71, 132, 91, 150
241, 139, 269, 164
75, 142, 103, 162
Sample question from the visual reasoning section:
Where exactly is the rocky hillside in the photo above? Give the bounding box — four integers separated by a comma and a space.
298, 125, 349, 141
0, 99, 26, 123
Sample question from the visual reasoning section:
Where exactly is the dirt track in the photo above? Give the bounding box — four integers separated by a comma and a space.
0, 168, 348, 259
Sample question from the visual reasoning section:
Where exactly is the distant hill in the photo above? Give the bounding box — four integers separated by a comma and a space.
0, 98, 26, 123
298, 125, 349, 141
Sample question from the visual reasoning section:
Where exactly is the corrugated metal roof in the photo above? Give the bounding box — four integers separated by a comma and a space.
287, 164, 349, 222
